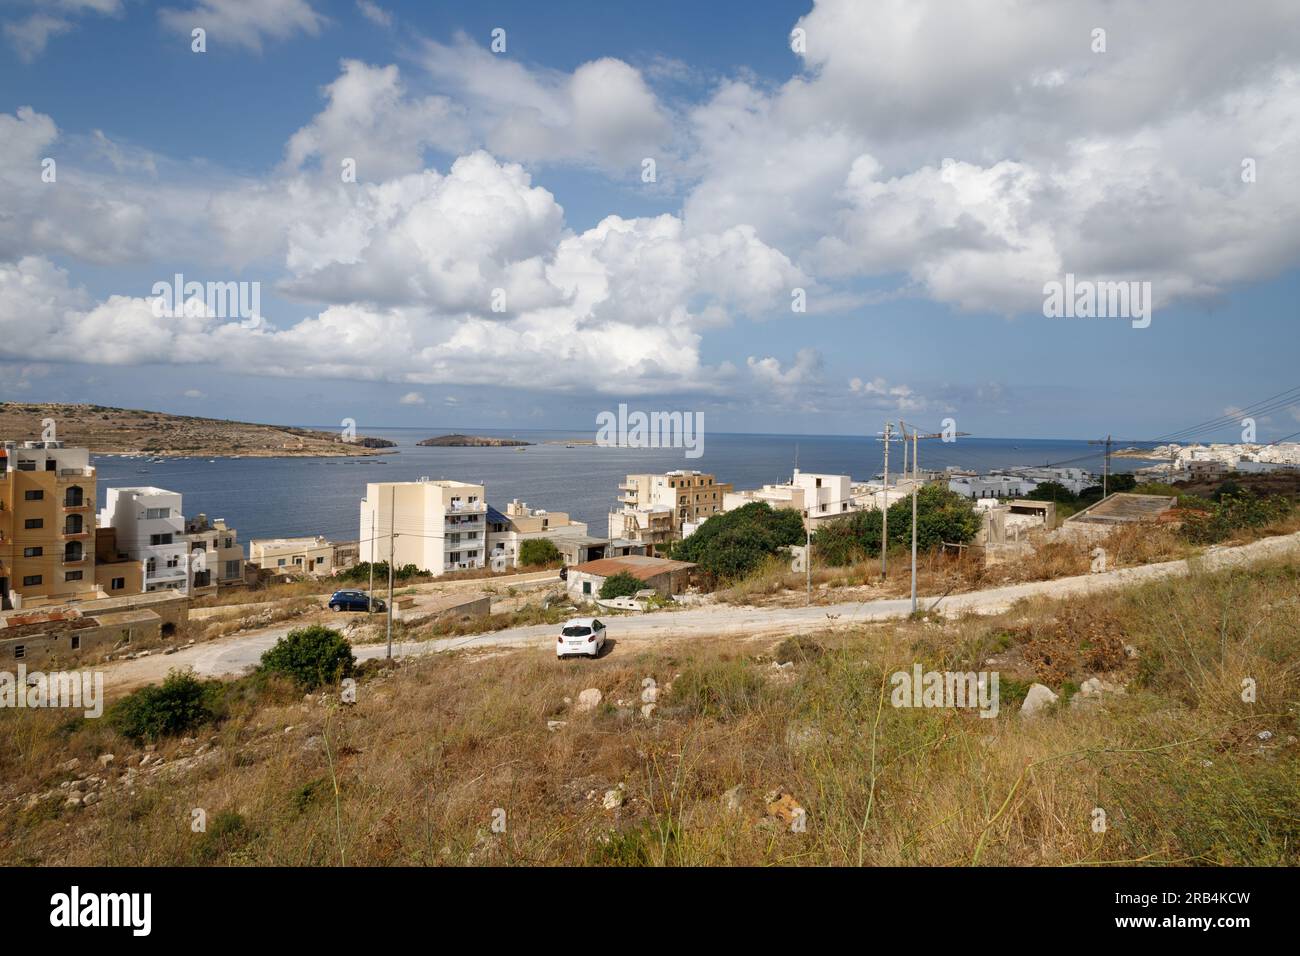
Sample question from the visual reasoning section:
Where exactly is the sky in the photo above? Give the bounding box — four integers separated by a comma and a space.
1, 0, 1297, 442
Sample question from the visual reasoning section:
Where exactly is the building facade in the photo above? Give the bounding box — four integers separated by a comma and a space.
249, 536, 337, 577
359, 479, 486, 575
1, 441, 103, 609
486, 499, 607, 569
608, 471, 733, 550
98, 487, 189, 594
183, 514, 244, 595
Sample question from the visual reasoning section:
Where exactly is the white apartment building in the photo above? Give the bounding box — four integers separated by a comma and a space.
486, 499, 606, 569
98, 487, 189, 593
359, 479, 486, 575
948, 474, 1036, 499
723, 471, 875, 528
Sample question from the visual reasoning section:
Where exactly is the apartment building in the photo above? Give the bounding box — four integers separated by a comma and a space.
183, 514, 244, 595
98, 487, 189, 594
608, 470, 732, 549
359, 479, 486, 575
723, 470, 861, 526
0, 441, 103, 609
249, 536, 337, 577
486, 499, 607, 568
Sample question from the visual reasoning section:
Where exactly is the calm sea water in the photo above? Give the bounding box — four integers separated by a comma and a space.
91, 428, 1160, 546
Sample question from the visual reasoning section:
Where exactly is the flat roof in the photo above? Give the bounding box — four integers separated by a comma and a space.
571, 555, 696, 580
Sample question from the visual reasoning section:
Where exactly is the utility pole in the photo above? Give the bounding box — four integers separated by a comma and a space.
880, 422, 891, 579
368, 506, 375, 615
899, 421, 969, 614
1087, 434, 1114, 496
805, 508, 812, 605
386, 485, 395, 660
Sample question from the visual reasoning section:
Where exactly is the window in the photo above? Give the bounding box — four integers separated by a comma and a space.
582, 581, 592, 595
145, 507, 171, 519
149, 533, 173, 545
65, 487, 84, 506
65, 570, 83, 582
223, 537, 233, 548
25, 518, 43, 529
315, 556, 324, 565
146, 558, 156, 575
24, 489, 43, 500
448, 551, 461, 563
468, 550, 478, 558
70, 635, 81, 651
13, 645, 24, 659
224, 560, 240, 579
23, 547, 42, 557
277, 558, 286, 567
293, 556, 303, 565
111, 577, 125, 590
22, 575, 41, 586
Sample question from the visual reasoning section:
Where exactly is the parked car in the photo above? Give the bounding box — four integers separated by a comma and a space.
328, 589, 385, 612
556, 617, 607, 659
558, 565, 568, 581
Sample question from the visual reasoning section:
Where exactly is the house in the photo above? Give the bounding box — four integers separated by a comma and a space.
723, 470, 867, 528
486, 499, 608, 569
359, 479, 486, 575
609, 470, 732, 550
565, 555, 696, 600
0, 590, 189, 667
249, 536, 337, 577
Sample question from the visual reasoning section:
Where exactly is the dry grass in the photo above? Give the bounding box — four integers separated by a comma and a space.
1, 556, 1296, 866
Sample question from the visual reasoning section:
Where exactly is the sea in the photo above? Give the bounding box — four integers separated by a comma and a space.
90, 428, 1163, 545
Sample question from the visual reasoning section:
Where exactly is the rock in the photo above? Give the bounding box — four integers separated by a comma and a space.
1124, 644, 1139, 659
63, 796, 82, 809
722, 785, 745, 814
546, 720, 567, 732
57, 758, 80, 773
22, 794, 42, 812
1257, 730, 1274, 741
640, 677, 658, 704
601, 788, 624, 811
96, 754, 115, 768
82, 792, 100, 806
1020, 683, 1059, 717
575, 688, 603, 713
640, 703, 656, 719
1071, 677, 1127, 708
764, 788, 804, 826
785, 722, 823, 752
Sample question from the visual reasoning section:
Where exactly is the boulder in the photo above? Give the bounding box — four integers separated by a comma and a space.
575, 688, 603, 712
722, 785, 745, 814
1020, 683, 1059, 717
96, 754, 115, 768
601, 787, 625, 811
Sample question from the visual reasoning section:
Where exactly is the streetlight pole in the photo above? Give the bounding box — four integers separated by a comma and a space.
386, 485, 395, 660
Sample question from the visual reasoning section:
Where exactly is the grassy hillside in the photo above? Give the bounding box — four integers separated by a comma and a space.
0, 402, 394, 457
1, 555, 1296, 866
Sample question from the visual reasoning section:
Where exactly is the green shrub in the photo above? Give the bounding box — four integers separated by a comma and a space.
334, 561, 423, 584
811, 486, 981, 567
671, 502, 805, 581
107, 671, 221, 743
598, 571, 643, 600
1179, 492, 1292, 544
518, 538, 562, 566
665, 659, 768, 720
259, 625, 356, 690
773, 635, 824, 664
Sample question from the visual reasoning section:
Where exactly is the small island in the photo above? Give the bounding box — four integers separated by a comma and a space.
417, 434, 532, 447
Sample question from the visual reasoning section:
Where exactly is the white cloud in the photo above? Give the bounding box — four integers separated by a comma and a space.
747, 349, 822, 397
3, 1, 121, 62
420, 35, 673, 172
159, 0, 326, 52
398, 391, 425, 405
355, 1, 390, 28
184, 388, 206, 398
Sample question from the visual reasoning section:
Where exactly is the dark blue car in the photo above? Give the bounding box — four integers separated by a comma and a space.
328, 589, 385, 612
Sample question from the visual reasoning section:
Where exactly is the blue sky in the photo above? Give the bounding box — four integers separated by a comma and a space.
1, 0, 1297, 442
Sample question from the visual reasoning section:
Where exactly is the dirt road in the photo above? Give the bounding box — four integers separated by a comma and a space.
100, 531, 1300, 694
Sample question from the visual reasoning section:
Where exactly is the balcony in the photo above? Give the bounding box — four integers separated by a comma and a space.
618, 481, 637, 492
62, 499, 92, 511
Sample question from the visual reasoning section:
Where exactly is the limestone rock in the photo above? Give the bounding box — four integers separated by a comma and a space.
1020, 683, 1059, 716
575, 688, 602, 712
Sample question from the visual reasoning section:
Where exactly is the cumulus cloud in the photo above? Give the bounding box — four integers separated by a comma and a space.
4, 1, 121, 62
419, 34, 673, 172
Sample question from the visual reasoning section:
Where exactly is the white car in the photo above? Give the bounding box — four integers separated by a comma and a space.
557, 618, 607, 659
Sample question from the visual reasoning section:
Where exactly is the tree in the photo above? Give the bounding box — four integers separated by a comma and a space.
599, 570, 643, 599
1026, 481, 1077, 504
518, 538, 561, 566
671, 502, 805, 581
811, 486, 980, 566
259, 625, 356, 690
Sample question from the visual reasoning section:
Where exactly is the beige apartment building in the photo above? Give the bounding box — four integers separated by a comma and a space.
608, 470, 732, 551
486, 499, 608, 569
359, 479, 486, 575
249, 535, 338, 577
1, 441, 106, 609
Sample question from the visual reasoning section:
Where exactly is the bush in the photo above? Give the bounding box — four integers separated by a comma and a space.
1179, 492, 1292, 544
518, 538, 561, 566
598, 571, 643, 600
334, 561, 423, 585
665, 659, 768, 721
108, 671, 220, 743
259, 625, 356, 690
811, 486, 981, 567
